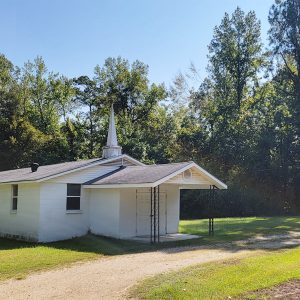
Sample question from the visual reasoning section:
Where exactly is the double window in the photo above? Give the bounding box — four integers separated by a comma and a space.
11, 184, 18, 211
66, 184, 81, 211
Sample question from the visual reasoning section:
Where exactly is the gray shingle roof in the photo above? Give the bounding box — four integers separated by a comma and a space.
0, 158, 103, 183
85, 162, 193, 185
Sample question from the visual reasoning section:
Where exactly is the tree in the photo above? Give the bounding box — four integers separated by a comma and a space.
208, 7, 264, 110
189, 7, 264, 171
73, 75, 101, 158
94, 57, 166, 122
269, 0, 300, 113
269, 0, 300, 208
93, 57, 168, 161
20, 57, 59, 134
0, 55, 45, 170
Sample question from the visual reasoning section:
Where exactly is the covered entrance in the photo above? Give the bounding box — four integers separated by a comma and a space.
136, 187, 167, 242
84, 161, 227, 243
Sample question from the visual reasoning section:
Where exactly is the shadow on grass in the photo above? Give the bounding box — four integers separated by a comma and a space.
0, 234, 155, 255
1, 217, 300, 256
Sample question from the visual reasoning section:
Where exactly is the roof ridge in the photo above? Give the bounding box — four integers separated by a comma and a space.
0, 158, 102, 174
125, 161, 193, 168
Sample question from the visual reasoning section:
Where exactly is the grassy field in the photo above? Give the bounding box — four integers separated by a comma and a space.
0, 216, 299, 282
0, 235, 149, 281
131, 246, 300, 299
179, 216, 300, 242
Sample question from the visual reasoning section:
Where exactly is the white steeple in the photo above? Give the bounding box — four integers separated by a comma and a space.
102, 104, 122, 158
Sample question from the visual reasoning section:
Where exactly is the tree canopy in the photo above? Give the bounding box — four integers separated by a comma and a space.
1, 0, 299, 216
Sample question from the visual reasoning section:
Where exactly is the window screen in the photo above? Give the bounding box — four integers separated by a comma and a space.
11, 184, 18, 211
66, 184, 81, 210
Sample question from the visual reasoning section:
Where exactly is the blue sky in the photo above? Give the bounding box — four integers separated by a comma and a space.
2, 0, 274, 86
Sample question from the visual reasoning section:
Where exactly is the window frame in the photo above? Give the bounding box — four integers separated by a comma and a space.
66, 184, 81, 212
11, 184, 18, 213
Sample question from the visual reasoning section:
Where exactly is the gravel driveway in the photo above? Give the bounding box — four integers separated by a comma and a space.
0, 233, 299, 300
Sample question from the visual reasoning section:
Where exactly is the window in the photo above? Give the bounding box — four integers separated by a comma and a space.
66, 184, 81, 210
11, 184, 18, 211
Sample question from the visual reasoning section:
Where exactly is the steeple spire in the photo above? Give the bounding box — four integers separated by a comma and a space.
102, 105, 122, 158
106, 104, 118, 147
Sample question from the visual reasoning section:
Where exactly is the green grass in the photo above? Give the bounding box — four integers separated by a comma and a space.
0, 235, 150, 281
179, 216, 300, 243
0, 216, 299, 282
131, 247, 300, 299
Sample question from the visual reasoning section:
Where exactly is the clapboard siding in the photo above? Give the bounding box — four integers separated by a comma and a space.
165, 168, 211, 185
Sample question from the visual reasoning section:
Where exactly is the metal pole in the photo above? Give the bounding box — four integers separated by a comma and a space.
150, 187, 153, 243
212, 185, 217, 236
209, 185, 212, 236
154, 186, 156, 243
158, 185, 160, 243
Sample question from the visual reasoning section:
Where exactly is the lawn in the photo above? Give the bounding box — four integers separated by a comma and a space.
0, 235, 149, 281
131, 247, 300, 299
179, 216, 300, 243
0, 216, 299, 282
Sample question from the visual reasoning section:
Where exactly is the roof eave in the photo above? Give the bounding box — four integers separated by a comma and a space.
191, 163, 227, 189
37, 154, 144, 183
83, 162, 194, 189
83, 161, 227, 189
83, 183, 154, 189
0, 180, 37, 185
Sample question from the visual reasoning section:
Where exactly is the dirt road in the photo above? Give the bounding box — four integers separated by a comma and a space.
0, 233, 299, 300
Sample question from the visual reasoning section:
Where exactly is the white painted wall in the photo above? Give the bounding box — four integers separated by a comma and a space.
0, 176, 181, 242
38, 183, 89, 242
89, 189, 120, 238
0, 183, 40, 241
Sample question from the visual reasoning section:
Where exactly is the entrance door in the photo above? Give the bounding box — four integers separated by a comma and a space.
136, 189, 167, 236
136, 190, 151, 236
159, 192, 167, 235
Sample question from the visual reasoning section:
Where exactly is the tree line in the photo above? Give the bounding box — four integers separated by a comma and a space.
1, 0, 299, 216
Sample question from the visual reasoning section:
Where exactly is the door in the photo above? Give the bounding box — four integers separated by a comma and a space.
159, 192, 167, 235
136, 188, 167, 236
136, 190, 151, 236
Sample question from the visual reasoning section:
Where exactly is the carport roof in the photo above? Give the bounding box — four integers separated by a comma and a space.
85, 162, 192, 185
84, 161, 227, 189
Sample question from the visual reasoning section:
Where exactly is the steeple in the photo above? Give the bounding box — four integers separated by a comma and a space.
102, 105, 122, 158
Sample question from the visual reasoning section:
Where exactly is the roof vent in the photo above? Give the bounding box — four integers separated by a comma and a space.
31, 163, 39, 172
183, 169, 192, 179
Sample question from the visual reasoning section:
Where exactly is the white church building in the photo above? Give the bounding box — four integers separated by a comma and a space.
0, 107, 227, 242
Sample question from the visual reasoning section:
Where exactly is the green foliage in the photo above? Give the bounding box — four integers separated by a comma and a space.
175, 3, 300, 214
208, 7, 264, 109
269, 0, 300, 207
0, 0, 300, 214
